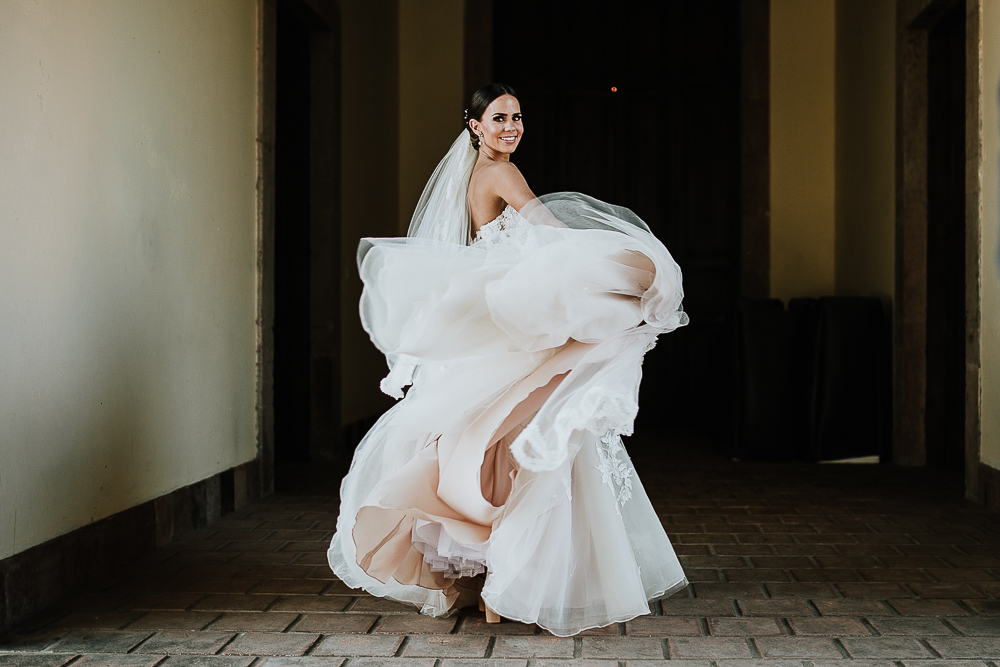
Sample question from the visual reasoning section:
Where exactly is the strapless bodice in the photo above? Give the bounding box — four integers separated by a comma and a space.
471, 205, 530, 249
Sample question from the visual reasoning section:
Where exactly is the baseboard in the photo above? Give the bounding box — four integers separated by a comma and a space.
0, 459, 261, 632
978, 462, 1000, 513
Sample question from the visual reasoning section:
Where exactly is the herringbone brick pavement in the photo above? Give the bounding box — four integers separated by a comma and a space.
1, 433, 998, 665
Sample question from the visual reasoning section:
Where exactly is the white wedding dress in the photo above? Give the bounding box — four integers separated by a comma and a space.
328, 135, 688, 637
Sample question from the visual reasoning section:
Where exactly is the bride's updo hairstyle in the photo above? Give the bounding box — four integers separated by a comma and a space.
465, 83, 518, 149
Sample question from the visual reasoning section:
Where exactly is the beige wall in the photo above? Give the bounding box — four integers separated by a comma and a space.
398, 0, 466, 235
340, 0, 466, 426
834, 0, 896, 304
0, 1, 258, 560
981, 0, 1000, 470
770, 0, 837, 303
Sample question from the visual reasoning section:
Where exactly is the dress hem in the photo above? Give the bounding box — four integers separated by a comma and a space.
329, 540, 689, 637
481, 576, 691, 637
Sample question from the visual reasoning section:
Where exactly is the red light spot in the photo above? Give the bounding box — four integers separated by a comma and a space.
611, 86, 617, 92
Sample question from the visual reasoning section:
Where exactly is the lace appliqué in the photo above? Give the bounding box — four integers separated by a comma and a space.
595, 431, 634, 514
471, 206, 529, 249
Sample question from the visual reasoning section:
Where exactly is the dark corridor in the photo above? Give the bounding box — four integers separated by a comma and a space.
925, 3, 967, 472
273, 6, 313, 466
492, 0, 743, 428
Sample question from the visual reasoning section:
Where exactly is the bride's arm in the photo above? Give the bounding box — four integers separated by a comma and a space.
490, 163, 566, 228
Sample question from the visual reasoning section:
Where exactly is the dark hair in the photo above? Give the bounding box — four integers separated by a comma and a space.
464, 83, 518, 149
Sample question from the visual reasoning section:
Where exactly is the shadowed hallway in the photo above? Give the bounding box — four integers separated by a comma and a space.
2, 434, 998, 665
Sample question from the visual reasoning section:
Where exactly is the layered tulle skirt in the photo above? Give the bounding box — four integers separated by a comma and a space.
328, 194, 689, 636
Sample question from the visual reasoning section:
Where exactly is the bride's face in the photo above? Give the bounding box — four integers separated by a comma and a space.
472, 94, 523, 155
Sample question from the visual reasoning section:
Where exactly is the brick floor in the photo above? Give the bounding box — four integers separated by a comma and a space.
2, 434, 999, 664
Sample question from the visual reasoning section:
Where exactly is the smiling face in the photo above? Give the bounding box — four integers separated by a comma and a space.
470, 94, 523, 155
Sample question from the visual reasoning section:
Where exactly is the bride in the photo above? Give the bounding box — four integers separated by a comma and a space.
327, 84, 688, 636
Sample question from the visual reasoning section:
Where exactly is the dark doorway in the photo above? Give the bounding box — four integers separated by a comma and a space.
273, 5, 313, 466
492, 1, 742, 427
925, 4, 967, 471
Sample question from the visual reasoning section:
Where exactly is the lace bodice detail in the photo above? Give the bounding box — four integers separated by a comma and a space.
471, 205, 529, 249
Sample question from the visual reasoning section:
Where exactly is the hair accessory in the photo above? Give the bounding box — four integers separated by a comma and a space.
463, 108, 469, 122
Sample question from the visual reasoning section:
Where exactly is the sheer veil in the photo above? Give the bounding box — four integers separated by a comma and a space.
405, 132, 478, 244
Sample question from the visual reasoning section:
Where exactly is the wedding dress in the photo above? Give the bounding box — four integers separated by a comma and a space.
327, 134, 689, 636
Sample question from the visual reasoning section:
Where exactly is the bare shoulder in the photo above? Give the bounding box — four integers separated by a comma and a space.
479, 160, 525, 184
478, 161, 534, 209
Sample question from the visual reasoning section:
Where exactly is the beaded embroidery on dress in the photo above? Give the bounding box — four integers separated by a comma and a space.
471, 205, 530, 249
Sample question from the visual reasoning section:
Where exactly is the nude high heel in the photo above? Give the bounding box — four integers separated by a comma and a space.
479, 595, 501, 623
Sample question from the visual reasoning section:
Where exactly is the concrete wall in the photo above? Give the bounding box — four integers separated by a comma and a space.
398, 0, 465, 235
770, 0, 837, 303
340, 0, 465, 426
981, 0, 1000, 470
0, 1, 259, 560
770, 0, 895, 303
834, 0, 896, 304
